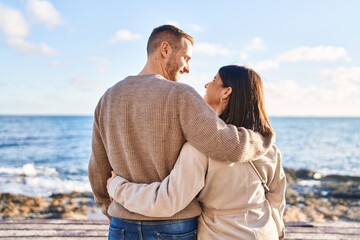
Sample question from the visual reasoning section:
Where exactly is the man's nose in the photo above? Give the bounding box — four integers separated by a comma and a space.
183, 65, 189, 74
204, 82, 209, 88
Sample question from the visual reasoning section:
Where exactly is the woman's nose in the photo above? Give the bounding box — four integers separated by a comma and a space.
204, 82, 209, 88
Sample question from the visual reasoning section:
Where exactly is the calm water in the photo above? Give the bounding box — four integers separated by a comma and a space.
0, 116, 359, 196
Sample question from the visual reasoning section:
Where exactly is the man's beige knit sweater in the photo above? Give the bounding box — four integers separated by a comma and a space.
88, 74, 272, 221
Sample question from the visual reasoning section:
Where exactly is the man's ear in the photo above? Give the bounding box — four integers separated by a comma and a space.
160, 41, 171, 57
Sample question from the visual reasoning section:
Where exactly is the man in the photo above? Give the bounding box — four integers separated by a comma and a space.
88, 25, 272, 239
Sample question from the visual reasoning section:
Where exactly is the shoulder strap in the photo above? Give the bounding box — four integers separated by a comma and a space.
248, 161, 270, 193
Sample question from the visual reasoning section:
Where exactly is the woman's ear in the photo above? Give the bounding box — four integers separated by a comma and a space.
222, 87, 232, 101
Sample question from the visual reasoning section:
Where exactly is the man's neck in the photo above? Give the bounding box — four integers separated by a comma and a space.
139, 57, 167, 79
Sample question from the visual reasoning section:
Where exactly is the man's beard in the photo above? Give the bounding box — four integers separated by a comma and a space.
165, 55, 181, 81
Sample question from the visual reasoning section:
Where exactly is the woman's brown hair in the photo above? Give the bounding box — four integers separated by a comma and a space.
218, 65, 274, 137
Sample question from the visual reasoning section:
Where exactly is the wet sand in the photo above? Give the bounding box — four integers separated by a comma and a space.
1, 168, 359, 222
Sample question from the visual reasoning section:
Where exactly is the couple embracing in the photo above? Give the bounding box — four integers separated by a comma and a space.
88, 25, 286, 240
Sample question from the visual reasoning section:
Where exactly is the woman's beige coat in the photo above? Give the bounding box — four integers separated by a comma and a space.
108, 142, 286, 239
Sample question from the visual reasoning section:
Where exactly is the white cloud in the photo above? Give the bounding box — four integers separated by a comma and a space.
237, 37, 265, 61
111, 29, 142, 42
87, 56, 110, 74
244, 37, 265, 51
0, 3, 59, 57
248, 45, 351, 73
264, 72, 360, 116
27, 0, 64, 28
318, 67, 360, 99
318, 67, 360, 83
0, 4, 29, 38
277, 46, 350, 62
193, 42, 230, 56
248, 54, 358, 116
264, 80, 318, 116
246, 59, 280, 72
7, 37, 57, 56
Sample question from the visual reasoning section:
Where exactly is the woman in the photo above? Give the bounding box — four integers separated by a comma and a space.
107, 65, 286, 239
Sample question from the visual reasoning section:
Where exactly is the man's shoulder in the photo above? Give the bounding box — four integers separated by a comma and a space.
131, 75, 199, 97
143, 75, 197, 92
109, 75, 194, 91
98, 75, 201, 107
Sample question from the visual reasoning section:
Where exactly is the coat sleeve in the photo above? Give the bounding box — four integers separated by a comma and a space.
266, 148, 286, 239
107, 143, 208, 217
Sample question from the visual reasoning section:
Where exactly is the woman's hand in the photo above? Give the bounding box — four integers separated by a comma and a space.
106, 171, 131, 201
107, 171, 118, 201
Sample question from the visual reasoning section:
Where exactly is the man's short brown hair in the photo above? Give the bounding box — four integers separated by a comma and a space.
146, 25, 194, 56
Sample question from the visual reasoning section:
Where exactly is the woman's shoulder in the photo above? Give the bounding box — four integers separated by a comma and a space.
271, 144, 282, 159
253, 143, 281, 164
182, 142, 207, 157
180, 142, 209, 168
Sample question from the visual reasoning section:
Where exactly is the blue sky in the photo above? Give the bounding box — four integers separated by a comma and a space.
0, 0, 359, 116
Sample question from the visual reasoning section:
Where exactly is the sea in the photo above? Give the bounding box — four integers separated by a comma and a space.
0, 116, 359, 197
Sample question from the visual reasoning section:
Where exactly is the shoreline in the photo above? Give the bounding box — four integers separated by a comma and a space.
1, 168, 359, 222
284, 168, 360, 222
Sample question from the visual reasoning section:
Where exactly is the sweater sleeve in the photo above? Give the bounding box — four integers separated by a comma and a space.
178, 86, 273, 163
107, 143, 208, 217
266, 148, 286, 239
88, 103, 112, 221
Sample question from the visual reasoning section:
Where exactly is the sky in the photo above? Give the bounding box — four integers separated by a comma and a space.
0, 0, 359, 117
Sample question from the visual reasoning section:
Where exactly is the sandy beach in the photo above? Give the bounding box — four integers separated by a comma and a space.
1, 168, 359, 222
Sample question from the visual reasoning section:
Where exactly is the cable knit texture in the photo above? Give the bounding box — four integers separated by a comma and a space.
88, 74, 273, 220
